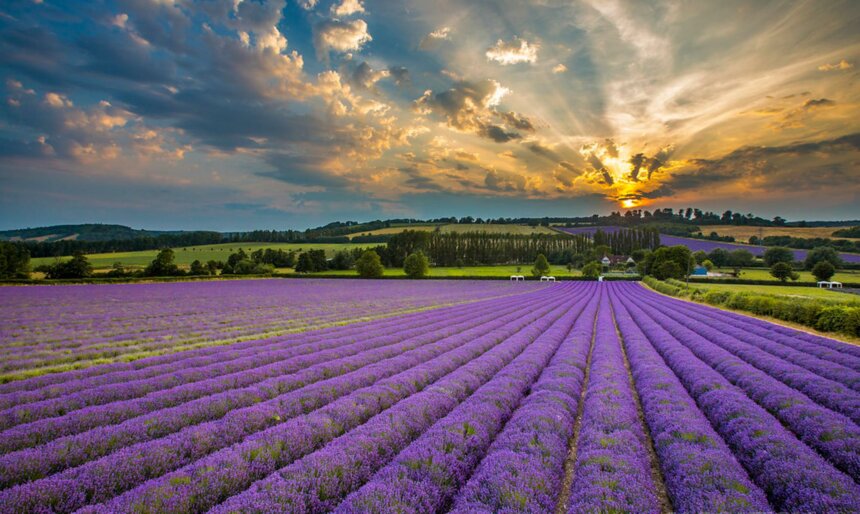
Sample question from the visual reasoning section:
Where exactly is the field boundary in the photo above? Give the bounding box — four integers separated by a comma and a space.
639, 280, 860, 347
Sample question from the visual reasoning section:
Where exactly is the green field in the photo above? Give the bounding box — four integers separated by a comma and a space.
711, 267, 860, 283
689, 282, 860, 301
32, 242, 375, 270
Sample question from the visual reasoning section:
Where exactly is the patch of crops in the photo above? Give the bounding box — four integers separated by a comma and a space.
0, 280, 858, 513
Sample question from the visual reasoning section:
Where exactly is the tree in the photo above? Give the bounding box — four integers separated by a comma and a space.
46, 251, 92, 279
653, 261, 683, 280
804, 246, 842, 271
693, 250, 708, 265
403, 251, 430, 278
727, 249, 755, 268
701, 259, 714, 272
581, 261, 601, 279
763, 247, 794, 267
189, 259, 208, 275
355, 250, 384, 278
294, 252, 315, 273
770, 262, 798, 282
0, 242, 30, 279
330, 251, 354, 270
531, 253, 550, 278
206, 260, 221, 275
707, 248, 730, 268
643, 246, 693, 280
812, 261, 836, 282
144, 248, 181, 276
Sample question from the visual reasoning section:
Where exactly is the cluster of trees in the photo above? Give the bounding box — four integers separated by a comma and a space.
591, 227, 661, 255
751, 235, 860, 254
638, 246, 695, 280
832, 226, 860, 238
42, 252, 93, 279
380, 228, 658, 268
21, 232, 224, 258
0, 242, 30, 279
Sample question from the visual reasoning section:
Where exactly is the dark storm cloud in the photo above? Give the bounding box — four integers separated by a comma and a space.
497, 111, 536, 132
259, 152, 353, 188
648, 133, 860, 198
388, 66, 410, 86
399, 166, 447, 192
484, 169, 527, 192
629, 153, 645, 181
526, 141, 557, 159
482, 125, 521, 143
414, 79, 533, 143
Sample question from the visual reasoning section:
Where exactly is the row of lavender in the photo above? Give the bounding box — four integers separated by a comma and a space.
2, 279, 860, 512
0, 281, 579, 512
0, 279, 540, 378
557, 225, 860, 263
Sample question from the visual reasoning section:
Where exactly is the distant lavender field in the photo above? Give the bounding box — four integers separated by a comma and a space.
1, 281, 859, 513
558, 226, 860, 263
0, 279, 540, 380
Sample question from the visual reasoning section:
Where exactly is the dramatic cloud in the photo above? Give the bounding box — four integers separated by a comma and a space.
485, 37, 539, 65
314, 19, 372, 58
413, 79, 535, 143
331, 0, 365, 17
1, 0, 858, 229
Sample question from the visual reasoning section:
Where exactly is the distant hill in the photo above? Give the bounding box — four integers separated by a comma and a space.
0, 224, 186, 243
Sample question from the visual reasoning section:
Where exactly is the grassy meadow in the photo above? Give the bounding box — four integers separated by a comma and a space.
31, 242, 375, 270
711, 267, 860, 283
689, 282, 860, 301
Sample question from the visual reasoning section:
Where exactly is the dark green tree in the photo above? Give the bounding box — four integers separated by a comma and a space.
294, 252, 315, 273
403, 251, 430, 278
727, 249, 755, 268
769, 262, 798, 282
0, 242, 31, 279
355, 250, 384, 278
643, 246, 693, 280
46, 251, 92, 279
581, 261, 601, 279
330, 250, 355, 270
144, 248, 181, 276
812, 261, 836, 282
189, 259, 208, 275
804, 246, 842, 271
531, 253, 550, 278
763, 247, 794, 267
707, 248, 730, 267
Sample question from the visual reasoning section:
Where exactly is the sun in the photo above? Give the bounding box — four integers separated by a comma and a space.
621, 199, 638, 209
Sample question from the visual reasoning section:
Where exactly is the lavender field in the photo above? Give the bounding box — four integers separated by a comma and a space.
558, 226, 860, 263
1, 279, 859, 513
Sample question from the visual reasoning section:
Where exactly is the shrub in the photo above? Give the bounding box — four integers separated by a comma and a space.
769, 262, 798, 282
581, 261, 601, 279
812, 261, 836, 282
703, 291, 731, 305
531, 253, 550, 278
355, 250, 384, 278
763, 247, 794, 267
403, 251, 429, 279
805, 247, 842, 270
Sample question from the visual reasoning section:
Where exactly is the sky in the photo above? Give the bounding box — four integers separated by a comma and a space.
0, 0, 858, 231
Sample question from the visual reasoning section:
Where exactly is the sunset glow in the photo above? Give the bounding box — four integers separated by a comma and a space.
0, 0, 858, 229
